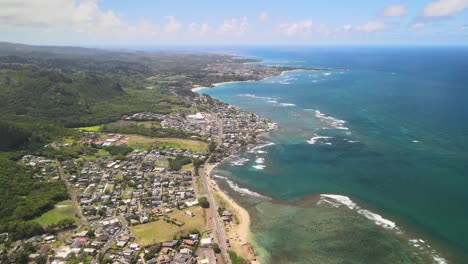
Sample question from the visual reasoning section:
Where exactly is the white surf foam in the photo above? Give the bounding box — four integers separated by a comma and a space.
323, 72, 332, 76
216, 176, 267, 198
249, 142, 275, 153
319, 194, 398, 231
230, 157, 250, 166
314, 110, 349, 130
279, 103, 296, 107
238, 94, 278, 101
252, 164, 266, 170
255, 157, 265, 164
319, 194, 357, 209
307, 135, 332, 145
318, 194, 448, 263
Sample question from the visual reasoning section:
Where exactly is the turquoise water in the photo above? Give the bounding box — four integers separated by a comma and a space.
199, 47, 468, 263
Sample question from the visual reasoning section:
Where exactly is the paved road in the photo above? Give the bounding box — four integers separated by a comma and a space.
200, 115, 231, 263
56, 161, 89, 226
200, 159, 231, 264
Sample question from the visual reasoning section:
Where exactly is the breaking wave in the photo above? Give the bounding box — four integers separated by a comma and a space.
214, 175, 267, 198
230, 157, 250, 166
319, 194, 448, 264
248, 142, 275, 153
313, 110, 349, 130
307, 135, 333, 145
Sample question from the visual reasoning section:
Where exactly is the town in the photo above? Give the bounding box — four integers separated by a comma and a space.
0, 91, 277, 264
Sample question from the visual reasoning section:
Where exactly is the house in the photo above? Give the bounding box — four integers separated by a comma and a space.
162, 240, 179, 248
54, 247, 73, 260
200, 238, 213, 247
183, 239, 196, 247
157, 254, 171, 264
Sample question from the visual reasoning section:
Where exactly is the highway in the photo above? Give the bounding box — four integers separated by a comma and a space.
199, 116, 231, 263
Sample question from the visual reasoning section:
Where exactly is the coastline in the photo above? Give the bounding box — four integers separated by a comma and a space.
190, 69, 305, 93
205, 162, 260, 263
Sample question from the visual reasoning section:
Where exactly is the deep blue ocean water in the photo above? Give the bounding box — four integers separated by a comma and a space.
198, 47, 468, 264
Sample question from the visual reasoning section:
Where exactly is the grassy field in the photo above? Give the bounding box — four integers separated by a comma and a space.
197, 178, 205, 196
181, 163, 194, 172
32, 200, 79, 227
125, 134, 208, 152
132, 206, 206, 246
78, 125, 102, 132
108, 120, 161, 128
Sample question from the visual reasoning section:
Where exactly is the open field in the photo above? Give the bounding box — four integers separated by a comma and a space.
132, 206, 206, 246
125, 134, 208, 152
32, 200, 79, 227
77, 125, 102, 132
108, 120, 161, 128
181, 163, 194, 172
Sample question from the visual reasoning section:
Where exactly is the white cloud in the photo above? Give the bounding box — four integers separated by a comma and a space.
219, 17, 249, 34
188, 22, 210, 34
163, 16, 182, 33
0, 0, 171, 38
411, 22, 426, 29
0, 0, 124, 33
423, 0, 468, 16
343, 24, 353, 31
383, 3, 407, 17
356, 21, 386, 32
259, 11, 269, 23
278, 20, 313, 36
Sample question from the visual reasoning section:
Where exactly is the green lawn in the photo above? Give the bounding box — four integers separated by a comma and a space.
32, 200, 79, 227
132, 206, 206, 246
78, 125, 102, 132
125, 134, 208, 152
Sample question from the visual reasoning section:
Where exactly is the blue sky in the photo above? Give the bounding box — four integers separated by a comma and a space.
1, 0, 467, 46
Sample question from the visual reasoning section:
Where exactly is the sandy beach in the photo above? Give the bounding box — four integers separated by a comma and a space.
191, 86, 206, 92
205, 163, 259, 263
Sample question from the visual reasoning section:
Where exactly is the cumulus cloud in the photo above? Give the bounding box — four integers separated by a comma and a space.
383, 3, 407, 17
278, 20, 313, 36
356, 21, 386, 32
259, 11, 269, 23
219, 17, 248, 34
0, 0, 170, 38
163, 16, 182, 33
188, 22, 210, 34
423, 0, 468, 16
0, 0, 123, 32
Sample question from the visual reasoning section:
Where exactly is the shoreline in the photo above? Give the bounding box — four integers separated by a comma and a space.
194, 74, 454, 264
191, 69, 307, 93
205, 162, 260, 264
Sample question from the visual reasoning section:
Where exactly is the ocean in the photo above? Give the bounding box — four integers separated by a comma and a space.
197, 46, 468, 264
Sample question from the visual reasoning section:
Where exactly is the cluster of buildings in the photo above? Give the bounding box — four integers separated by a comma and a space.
21, 155, 60, 181
203, 59, 287, 81
161, 112, 219, 136
122, 112, 166, 121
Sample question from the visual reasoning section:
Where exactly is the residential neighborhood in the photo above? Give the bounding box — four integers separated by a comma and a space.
0, 91, 275, 264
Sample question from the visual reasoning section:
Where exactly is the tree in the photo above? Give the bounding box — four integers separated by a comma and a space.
212, 243, 221, 253
198, 197, 209, 208
57, 218, 76, 229
208, 141, 217, 152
